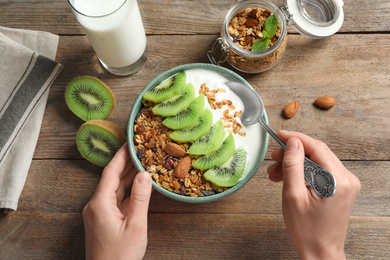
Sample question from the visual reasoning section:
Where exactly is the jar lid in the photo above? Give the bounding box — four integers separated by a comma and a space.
284, 0, 344, 38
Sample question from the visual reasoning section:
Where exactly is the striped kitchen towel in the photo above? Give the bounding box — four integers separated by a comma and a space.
0, 26, 63, 212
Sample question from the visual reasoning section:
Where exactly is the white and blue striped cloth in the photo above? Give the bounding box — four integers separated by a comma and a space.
0, 26, 62, 212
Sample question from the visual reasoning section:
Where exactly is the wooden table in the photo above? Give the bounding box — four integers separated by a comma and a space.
1, 0, 389, 259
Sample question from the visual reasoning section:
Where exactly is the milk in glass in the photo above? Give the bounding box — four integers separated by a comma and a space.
69, 0, 147, 75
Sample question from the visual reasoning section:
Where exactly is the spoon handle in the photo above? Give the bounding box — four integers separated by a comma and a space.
258, 118, 336, 198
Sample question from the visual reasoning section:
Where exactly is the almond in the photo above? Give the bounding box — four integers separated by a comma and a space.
245, 18, 259, 27
283, 101, 300, 118
164, 142, 186, 158
314, 96, 335, 109
174, 156, 191, 178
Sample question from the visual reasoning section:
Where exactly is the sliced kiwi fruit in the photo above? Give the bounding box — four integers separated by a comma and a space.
162, 95, 205, 130
65, 76, 116, 121
76, 120, 126, 167
187, 120, 226, 155
169, 108, 213, 143
143, 72, 187, 103
152, 83, 195, 117
203, 147, 248, 187
192, 133, 236, 170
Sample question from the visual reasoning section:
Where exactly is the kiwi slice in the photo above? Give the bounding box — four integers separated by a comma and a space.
203, 147, 248, 187
192, 134, 235, 170
162, 95, 205, 130
187, 120, 226, 155
152, 83, 195, 117
65, 76, 115, 121
169, 108, 213, 143
143, 72, 187, 103
76, 120, 126, 167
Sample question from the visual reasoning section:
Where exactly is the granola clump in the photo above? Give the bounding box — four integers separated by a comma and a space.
227, 7, 287, 73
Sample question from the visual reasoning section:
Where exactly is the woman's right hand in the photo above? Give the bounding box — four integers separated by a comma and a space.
267, 130, 361, 260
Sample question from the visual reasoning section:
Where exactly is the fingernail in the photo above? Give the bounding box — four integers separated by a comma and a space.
137, 171, 151, 186
286, 137, 299, 151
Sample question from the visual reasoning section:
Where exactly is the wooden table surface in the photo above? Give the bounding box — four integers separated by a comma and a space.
1, 0, 390, 259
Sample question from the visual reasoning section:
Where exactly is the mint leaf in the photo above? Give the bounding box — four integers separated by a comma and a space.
263, 14, 278, 40
251, 38, 271, 52
251, 14, 278, 52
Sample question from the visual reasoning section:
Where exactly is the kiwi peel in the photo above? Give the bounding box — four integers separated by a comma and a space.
76, 120, 126, 167
65, 76, 116, 121
192, 134, 236, 170
203, 147, 248, 187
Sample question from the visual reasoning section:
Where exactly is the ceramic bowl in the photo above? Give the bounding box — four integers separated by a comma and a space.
127, 63, 269, 203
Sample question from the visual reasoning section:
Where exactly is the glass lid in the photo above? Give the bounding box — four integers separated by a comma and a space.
285, 0, 344, 38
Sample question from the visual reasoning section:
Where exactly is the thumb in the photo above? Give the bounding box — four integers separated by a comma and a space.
282, 137, 306, 195
126, 171, 152, 228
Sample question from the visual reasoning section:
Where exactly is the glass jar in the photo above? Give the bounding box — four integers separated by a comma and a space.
208, 0, 344, 74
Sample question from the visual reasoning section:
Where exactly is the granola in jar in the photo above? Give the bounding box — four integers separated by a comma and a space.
226, 7, 287, 73
208, 1, 287, 73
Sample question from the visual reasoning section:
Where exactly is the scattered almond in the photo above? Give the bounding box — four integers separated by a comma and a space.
164, 142, 186, 158
284, 101, 300, 118
314, 96, 335, 109
174, 156, 191, 178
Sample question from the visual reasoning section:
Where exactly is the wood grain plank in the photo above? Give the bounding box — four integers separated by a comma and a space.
0, 213, 388, 259
0, 0, 389, 35
34, 34, 390, 160
18, 160, 390, 217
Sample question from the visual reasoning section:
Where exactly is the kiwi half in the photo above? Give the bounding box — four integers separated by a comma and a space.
192, 133, 236, 170
162, 95, 205, 130
152, 83, 195, 117
187, 120, 226, 155
169, 108, 213, 143
65, 76, 116, 121
143, 72, 187, 103
76, 120, 126, 167
203, 147, 248, 187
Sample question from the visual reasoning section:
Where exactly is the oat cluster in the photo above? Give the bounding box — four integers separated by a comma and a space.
226, 8, 287, 73
199, 83, 246, 137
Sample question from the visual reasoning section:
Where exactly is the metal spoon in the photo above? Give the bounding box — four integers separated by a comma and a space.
225, 81, 336, 198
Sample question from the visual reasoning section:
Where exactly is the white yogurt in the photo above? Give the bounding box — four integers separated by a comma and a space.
184, 69, 265, 178
70, 0, 146, 68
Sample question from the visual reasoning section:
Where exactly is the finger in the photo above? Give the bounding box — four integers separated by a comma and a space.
125, 171, 152, 229
278, 131, 341, 169
116, 164, 138, 206
271, 147, 285, 162
282, 137, 307, 195
267, 162, 283, 182
94, 143, 130, 200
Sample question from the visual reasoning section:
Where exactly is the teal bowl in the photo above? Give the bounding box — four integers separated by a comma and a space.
128, 63, 269, 203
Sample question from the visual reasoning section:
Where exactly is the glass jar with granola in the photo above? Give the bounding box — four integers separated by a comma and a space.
208, 0, 345, 74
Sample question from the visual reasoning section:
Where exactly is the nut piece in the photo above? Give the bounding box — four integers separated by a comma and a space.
174, 156, 191, 178
284, 101, 300, 118
164, 142, 186, 158
314, 96, 335, 109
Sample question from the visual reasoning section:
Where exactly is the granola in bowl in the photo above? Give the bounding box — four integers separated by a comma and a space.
128, 64, 269, 203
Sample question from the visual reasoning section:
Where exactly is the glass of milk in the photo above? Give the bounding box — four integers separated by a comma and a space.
68, 0, 147, 76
